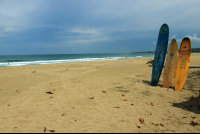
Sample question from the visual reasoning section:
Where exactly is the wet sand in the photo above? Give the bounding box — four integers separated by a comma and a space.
0, 53, 200, 133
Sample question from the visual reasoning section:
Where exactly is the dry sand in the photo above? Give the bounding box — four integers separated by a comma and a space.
0, 53, 200, 133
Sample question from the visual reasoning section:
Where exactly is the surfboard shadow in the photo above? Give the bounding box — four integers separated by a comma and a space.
167, 86, 175, 91
171, 70, 200, 114
142, 80, 163, 87
171, 97, 200, 114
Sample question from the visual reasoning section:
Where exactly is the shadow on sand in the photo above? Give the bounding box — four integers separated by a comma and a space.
142, 70, 200, 114
173, 70, 200, 114
142, 80, 164, 88
172, 97, 200, 114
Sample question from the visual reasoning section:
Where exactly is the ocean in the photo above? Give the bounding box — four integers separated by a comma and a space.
0, 53, 155, 67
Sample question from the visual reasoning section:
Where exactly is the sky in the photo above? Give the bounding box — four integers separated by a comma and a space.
0, 0, 200, 55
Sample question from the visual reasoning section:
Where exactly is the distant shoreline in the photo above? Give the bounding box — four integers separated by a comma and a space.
130, 51, 155, 53
130, 48, 200, 53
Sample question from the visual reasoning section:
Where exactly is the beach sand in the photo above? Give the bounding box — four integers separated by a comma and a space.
0, 53, 200, 133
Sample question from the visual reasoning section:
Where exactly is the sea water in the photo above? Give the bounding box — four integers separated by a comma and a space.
0, 53, 155, 67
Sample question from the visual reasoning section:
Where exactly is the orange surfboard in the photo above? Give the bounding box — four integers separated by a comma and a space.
175, 37, 192, 91
163, 39, 178, 88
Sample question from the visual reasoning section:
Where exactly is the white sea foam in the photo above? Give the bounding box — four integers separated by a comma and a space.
0, 54, 154, 67
191, 52, 199, 55
135, 56, 143, 58
1, 57, 123, 67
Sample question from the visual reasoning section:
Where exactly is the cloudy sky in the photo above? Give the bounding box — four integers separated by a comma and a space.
0, 0, 200, 55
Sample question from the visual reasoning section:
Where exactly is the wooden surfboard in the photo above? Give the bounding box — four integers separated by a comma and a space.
175, 37, 192, 91
163, 39, 178, 88
151, 23, 169, 86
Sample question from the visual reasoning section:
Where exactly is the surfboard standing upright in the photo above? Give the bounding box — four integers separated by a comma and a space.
163, 39, 178, 88
175, 37, 192, 91
151, 23, 169, 86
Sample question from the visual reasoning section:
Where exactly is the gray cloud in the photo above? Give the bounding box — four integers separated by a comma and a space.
0, 0, 200, 54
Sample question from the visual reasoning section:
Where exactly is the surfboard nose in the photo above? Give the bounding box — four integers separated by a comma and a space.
180, 37, 191, 52
182, 37, 190, 41
160, 23, 169, 34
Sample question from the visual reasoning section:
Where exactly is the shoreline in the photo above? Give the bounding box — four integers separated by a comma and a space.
1, 52, 199, 68
0, 56, 155, 68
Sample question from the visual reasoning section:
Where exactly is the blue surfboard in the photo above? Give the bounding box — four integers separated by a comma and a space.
151, 23, 169, 86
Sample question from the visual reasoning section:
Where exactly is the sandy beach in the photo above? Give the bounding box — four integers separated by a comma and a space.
0, 53, 200, 133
